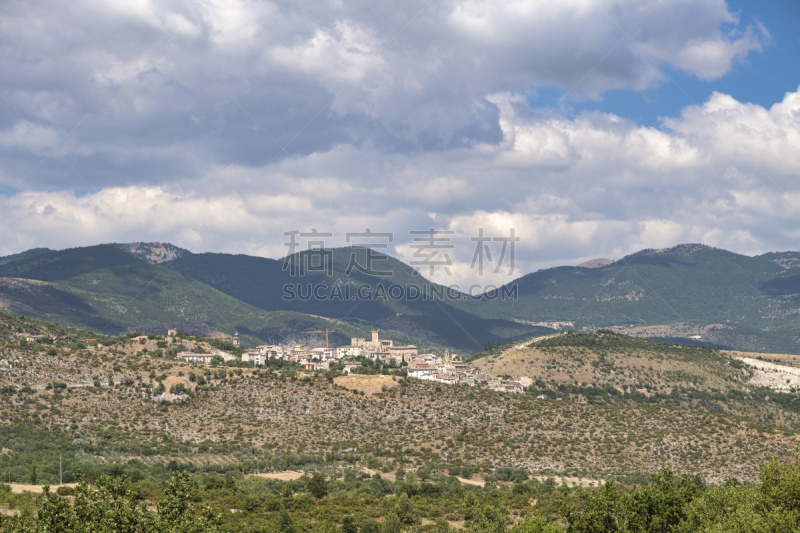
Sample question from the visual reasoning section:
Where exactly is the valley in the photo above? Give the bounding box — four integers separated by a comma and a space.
2, 244, 800, 530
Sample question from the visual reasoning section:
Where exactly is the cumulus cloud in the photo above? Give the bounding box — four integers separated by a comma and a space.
0, 0, 793, 287
2, 85, 800, 287
0, 0, 767, 189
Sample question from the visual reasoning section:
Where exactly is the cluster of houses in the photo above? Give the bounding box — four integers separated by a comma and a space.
7, 327, 529, 395
177, 329, 528, 395
234, 329, 419, 371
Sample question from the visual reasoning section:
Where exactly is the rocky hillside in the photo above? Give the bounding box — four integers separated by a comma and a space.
472, 330, 800, 429
109, 242, 192, 264
0, 322, 798, 485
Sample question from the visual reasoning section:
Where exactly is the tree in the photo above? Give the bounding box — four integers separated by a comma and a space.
381, 511, 403, 533
462, 491, 480, 521
73, 473, 156, 532
277, 508, 295, 532
312, 520, 339, 533
566, 480, 623, 533
342, 516, 358, 533
394, 492, 416, 525
37, 485, 75, 532
511, 516, 563, 533
308, 472, 328, 499
624, 467, 701, 533
679, 481, 760, 533
417, 466, 432, 481
465, 505, 510, 533
157, 471, 221, 533
282, 481, 294, 509
359, 519, 380, 533
759, 454, 800, 513
431, 518, 455, 532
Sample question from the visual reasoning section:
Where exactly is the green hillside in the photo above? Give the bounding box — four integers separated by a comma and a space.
167, 246, 549, 351
0, 311, 95, 338
167, 246, 467, 320
0, 247, 53, 267
4, 242, 800, 354
0, 246, 432, 349
471, 244, 800, 354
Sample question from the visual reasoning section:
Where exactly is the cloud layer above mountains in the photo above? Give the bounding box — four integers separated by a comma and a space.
0, 0, 795, 286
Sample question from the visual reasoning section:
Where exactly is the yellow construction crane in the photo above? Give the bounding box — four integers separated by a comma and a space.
301, 328, 332, 348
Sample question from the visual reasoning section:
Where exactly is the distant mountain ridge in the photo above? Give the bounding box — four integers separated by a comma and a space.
757, 251, 800, 271
577, 258, 614, 268
0, 248, 52, 267
0, 244, 548, 352
476, 243, 800, 353
166, 246, 547, 350
0, 245, 404, 348
1, 242, 800, 354
108, 242, 191, 264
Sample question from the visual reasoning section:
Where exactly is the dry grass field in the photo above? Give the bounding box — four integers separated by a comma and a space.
333, 374, 398, 394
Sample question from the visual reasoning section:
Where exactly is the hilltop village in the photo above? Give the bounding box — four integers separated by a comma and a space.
181, 329, 527, 395
5, 327, 528, 395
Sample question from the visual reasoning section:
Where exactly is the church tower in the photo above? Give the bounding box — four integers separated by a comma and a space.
232, 331, 240, 347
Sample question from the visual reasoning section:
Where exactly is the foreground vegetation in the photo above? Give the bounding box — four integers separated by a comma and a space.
3, 314, 800, 530
3, 453, 800, 532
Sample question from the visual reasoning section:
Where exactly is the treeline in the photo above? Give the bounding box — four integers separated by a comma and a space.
2, 454, 800, 531
0, 472, 220, 532
565, 455, 800, 532
534, 330, 724, 363
0, 312, 94, 338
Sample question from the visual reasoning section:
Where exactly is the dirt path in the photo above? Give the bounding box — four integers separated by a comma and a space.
251, 468, 487, 487
532, 476, 603, 488
522, 333, 567, 346
7, 483, 77, 494
249, 471, 306, 481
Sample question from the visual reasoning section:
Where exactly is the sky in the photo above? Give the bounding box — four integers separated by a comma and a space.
0, 0, 799, 288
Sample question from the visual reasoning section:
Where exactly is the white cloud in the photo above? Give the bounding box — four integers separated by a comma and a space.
667, 24, 766, 80
0, 122, 62, 155
270, 22, 386, 87
0, 0, 768, 185
663, 89, 800, 174
4, 84, 793, 284
0, 0, 795, 287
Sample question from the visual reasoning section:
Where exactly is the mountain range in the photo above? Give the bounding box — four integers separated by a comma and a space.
0, 242, 798, 354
